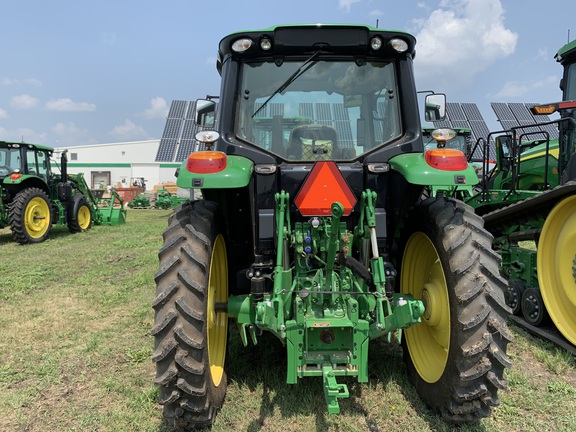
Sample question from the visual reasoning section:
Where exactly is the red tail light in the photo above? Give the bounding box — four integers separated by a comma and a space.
9, 173, 22, 181
186, 151, 227, 173
425, 149, 468, 171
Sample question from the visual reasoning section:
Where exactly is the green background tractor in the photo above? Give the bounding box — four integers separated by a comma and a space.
0, 141, 126, 244
152, 24, 511, 430
462, 39, 576, 347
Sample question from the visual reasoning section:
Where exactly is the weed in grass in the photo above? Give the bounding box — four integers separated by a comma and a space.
547, 380, 576, 395
125, 347, 152, 364
83, 333, 103, 354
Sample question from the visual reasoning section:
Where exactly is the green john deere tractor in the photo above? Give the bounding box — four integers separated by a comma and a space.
152, 25, 511, 430
462, 39, 576, 346
0, 141, 126, 244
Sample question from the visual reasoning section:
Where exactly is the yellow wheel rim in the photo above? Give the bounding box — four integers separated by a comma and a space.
401, 232, 450, 383
78, 205, 91, 230
207, 234, 228, 387
25, 197, 50, 239
538, 195, 576, 345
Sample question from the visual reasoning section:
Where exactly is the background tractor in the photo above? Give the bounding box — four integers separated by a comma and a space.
152, 25, 511, 430
462, 39, 576, 349
0, 141, 126, 244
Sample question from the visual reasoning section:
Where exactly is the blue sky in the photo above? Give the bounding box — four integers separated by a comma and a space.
1, 0, 574, 147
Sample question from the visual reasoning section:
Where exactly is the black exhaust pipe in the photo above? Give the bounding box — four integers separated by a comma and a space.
60, 150, 68, 183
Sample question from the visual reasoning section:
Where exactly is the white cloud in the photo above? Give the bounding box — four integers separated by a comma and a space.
108, 119, 149, 141
10, 94, 38, 109
101, 32, 118, 46
0, 108, 7, 119
206, 56, 217, 66
338, 0, 361, 12
368, 9, 384, 17
51, 122, 97, 146
52, 122, 86, 136
0, 126, 47, 145
535, 48, 549, 61
413, 0, 518, 91
1, 77, 16, 86
140, 97, 169, 119
491, 75, 558, 99
24, 78, 42, 86
1, 77, 42, 86
45, 98, 96, 112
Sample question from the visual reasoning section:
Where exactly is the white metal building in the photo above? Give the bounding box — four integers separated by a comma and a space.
55, 140, 181, 191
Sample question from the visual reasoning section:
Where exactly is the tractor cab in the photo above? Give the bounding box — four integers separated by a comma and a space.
0, 142, 22, 178
193, 26, 442, 164
0, 141, 52, 180
555, 39, 576, 182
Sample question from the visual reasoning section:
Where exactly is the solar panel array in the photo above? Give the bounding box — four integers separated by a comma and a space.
433, 103, 488, 143
156, 100, 189, 162
461, 103, 491, 144
299, 102, 314, 119
253, 102, 285, 118
159, 99, 558, 163
156, 100, 213, 162
333, 104, 354, 148
490, 103, 558, 140
432, 102, 494, 159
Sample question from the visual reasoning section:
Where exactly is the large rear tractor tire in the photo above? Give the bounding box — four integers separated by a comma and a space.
152, 200, 228, 430
400, 197, 512, 423
9, 187, 53, 244
537, 194, 576, 344
68, 196, 93, 233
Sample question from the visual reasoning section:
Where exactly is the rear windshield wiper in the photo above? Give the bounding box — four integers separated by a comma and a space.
252, 51, 322, 118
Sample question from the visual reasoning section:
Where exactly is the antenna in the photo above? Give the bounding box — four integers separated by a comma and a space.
376, 19, 379, 28
569, 29, 571, 43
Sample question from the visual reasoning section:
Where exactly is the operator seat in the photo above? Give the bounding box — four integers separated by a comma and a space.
287, 125, 339, 160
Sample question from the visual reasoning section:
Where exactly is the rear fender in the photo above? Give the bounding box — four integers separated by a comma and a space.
2, 175, 50, 196
176, 155, 254, 189
389, 152, 478, 187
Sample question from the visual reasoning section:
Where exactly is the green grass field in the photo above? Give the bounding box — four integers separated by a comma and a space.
0, 209, 575, 432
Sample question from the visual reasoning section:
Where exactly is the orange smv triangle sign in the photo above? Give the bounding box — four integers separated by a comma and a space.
294, 161, 357, 216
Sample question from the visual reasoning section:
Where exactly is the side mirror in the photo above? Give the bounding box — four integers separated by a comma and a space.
424, 94, 446, 122
195, 99, 216, 127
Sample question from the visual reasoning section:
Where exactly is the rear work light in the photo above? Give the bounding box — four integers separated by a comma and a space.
431, 128, 457, 142
232, 38, 252, 52
390, 38, 408, 53
186, 151, 227, 174
425, 149, 468, 171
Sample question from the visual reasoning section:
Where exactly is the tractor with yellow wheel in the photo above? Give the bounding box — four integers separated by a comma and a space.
463, 39, 576, 349
152, 24, 512, 430
0, 141, 126, 244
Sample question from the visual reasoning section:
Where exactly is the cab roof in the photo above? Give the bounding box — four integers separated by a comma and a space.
0, 140, 54, 153
217, 24, 416, 72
